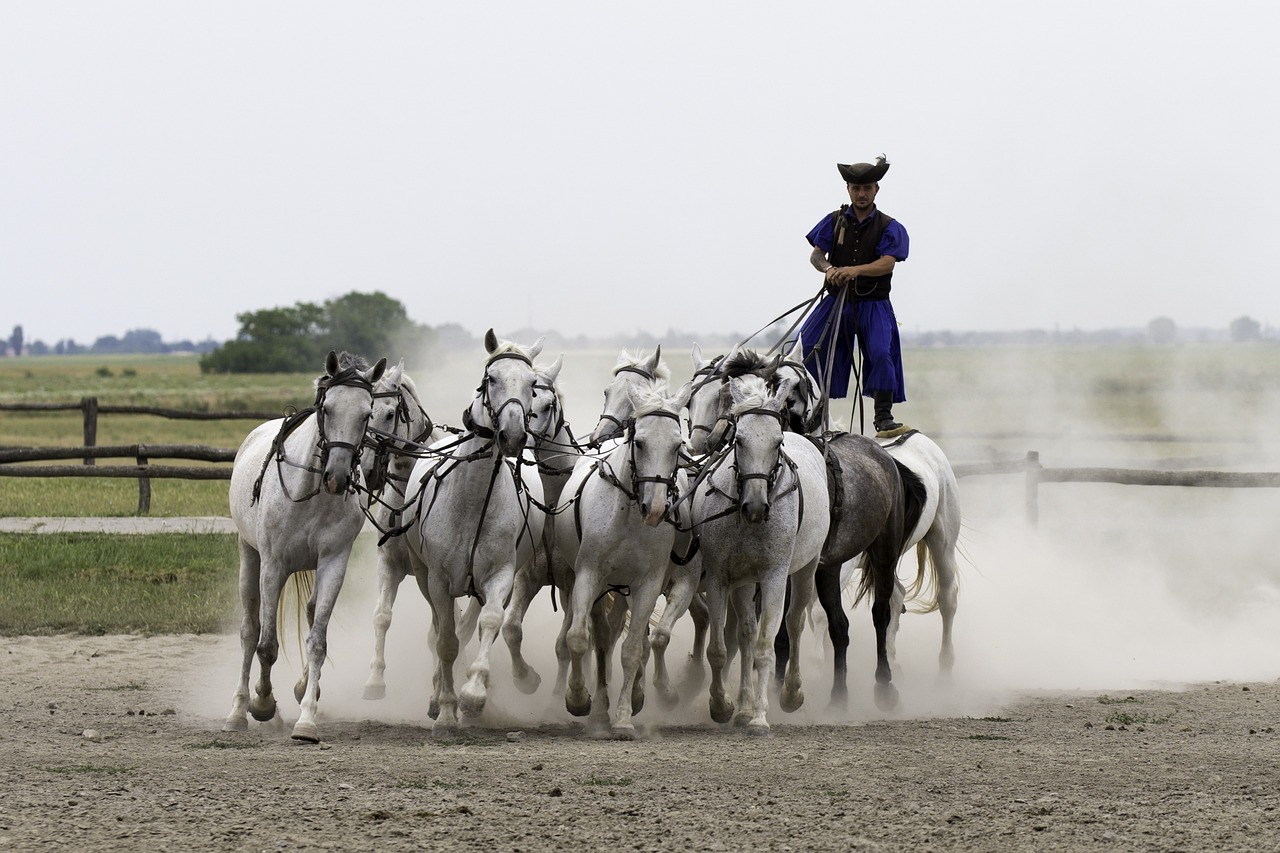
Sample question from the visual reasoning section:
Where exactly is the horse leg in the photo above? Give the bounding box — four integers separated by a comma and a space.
248, 564, 289, 725
814, 561, 850, 709
428, 590, 462, 737
929, 533, 961, 681
458, 570, 515, 718
614, 585, 663, 739
652, 571, 699, 708
502, 562, 544, 695
779, 565, 817, 715
704, 583, 733, 725
363, 543, 409, 700
869, 545, 900, 712
552, 585, 573, 696
730, 585, 758, 728
772, 577, 794, 690
747, 571, 790, 735
291, 550, 351, 743
588, 598, 618, 733
678, 590, 709, 697
293, 575, 318, 706
564, 576, 597, 718
223, 540, 261, 732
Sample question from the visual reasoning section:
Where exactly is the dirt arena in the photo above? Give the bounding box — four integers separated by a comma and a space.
3, 466, 1279, 850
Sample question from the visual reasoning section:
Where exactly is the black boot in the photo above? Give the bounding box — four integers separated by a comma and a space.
873, 391, 903, 435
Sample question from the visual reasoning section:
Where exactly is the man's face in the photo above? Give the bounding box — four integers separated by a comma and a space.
846, 181, 879, 211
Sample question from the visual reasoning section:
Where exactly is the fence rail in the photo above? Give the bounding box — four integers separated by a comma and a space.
3, 397, 1280, 520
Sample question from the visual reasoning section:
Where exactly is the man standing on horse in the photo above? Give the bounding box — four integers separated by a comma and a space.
798, 155, 910, 437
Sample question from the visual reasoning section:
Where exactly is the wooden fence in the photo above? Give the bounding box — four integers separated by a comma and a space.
0, 398, 277, 513
2, 399, 1279, 518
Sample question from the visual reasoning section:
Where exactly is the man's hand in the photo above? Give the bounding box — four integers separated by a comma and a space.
825, 266, 848, 292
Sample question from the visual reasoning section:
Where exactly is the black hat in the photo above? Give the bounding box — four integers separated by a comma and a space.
837, 155, 889, 184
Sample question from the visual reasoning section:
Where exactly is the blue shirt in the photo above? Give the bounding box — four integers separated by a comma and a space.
806, 206, 909, 261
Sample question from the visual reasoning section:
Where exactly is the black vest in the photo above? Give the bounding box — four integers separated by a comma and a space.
829, 207, 895, 300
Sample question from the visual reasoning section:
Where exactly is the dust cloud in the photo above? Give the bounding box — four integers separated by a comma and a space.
198, 342, 1280, 734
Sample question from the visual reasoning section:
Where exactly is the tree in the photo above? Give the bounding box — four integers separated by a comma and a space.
199, 292, 433, 373
1147, 316, 1177, 344
1229, 315, 1261, 343
9, 325, 23, 357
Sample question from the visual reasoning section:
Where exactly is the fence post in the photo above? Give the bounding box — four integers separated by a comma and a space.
1025, 450, 1041, 526
136, 444, 151, 514
81, 397, 98, 466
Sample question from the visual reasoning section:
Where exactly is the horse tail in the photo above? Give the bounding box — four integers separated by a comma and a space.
276, 570, 316, 663
904, 542, 940, 614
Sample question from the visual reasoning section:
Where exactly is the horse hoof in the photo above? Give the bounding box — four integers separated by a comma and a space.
459, 687, 487, 719
427, 700, 440, 720
431, 720, 459, 739
293, 680, 306, 705
630, 688, 645, 717
248, 697, 277, 723
362, 684, 387, 701
222, 715, 247, 733
565, 689, 592, 718
779, 688, 805, 714
710, 698, 734, 725
290, 720, 320, 743
874, 681, 900, 712
732, 711, 753, 728
745, 720, 771, 737
513, 668, 542, 696
612, 723, 638, 741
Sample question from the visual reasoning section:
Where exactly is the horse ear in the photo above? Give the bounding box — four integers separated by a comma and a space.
484, 328, 499, 353
672, 380, 694, 411
527, 336, 545, 360
772, 376, 796, 409
541, 353, 564, 383
786, 336, 804, 362
644, 345, 662, 376
368, 357, 388, 385
326, 350, 339, 376
691, 342, 707, 370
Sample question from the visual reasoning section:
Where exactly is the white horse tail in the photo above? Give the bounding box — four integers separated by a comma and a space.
277, 570, 316, 663
903, 541, 940, 614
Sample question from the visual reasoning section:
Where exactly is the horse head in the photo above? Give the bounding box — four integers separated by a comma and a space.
775, 337, 821, 435
591, 346, 668, 446
727, 373, 794, 523
362, 359, 431, 495
624, 380, 691, 527
317, 350, 387, 496
466, 329, 543, 457
528, 353, 566, 444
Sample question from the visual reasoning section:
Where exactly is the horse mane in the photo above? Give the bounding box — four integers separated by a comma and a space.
613, 350, 671, 382
315, 351, 370, 395
729, 374, 771, 416
631, 381, 674, 418
722, 348, 771, 378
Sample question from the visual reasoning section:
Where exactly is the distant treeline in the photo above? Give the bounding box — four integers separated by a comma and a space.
3, 301, 1272, 369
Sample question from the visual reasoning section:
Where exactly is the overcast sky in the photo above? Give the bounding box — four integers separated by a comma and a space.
3, 1, 1278, 346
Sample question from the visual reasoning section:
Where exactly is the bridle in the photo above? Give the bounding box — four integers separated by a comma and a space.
594, 363, 657, 443
462, 350, 535, 441
775, 357, 823, 435
252, 365, 376, 505
363, 384, 434, 496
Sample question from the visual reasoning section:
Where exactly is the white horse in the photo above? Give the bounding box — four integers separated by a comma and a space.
773, 338, 962, 679
401, 330, 546, 735
691, 374, 830, 733
359, 360, 452, 702
555, 380, 696, 737
590, 347, 707, 707
501, 355, 582, 696
224, 350, 387, 742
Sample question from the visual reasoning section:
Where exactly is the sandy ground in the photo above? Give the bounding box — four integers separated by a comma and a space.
0, 631, 1277, 853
